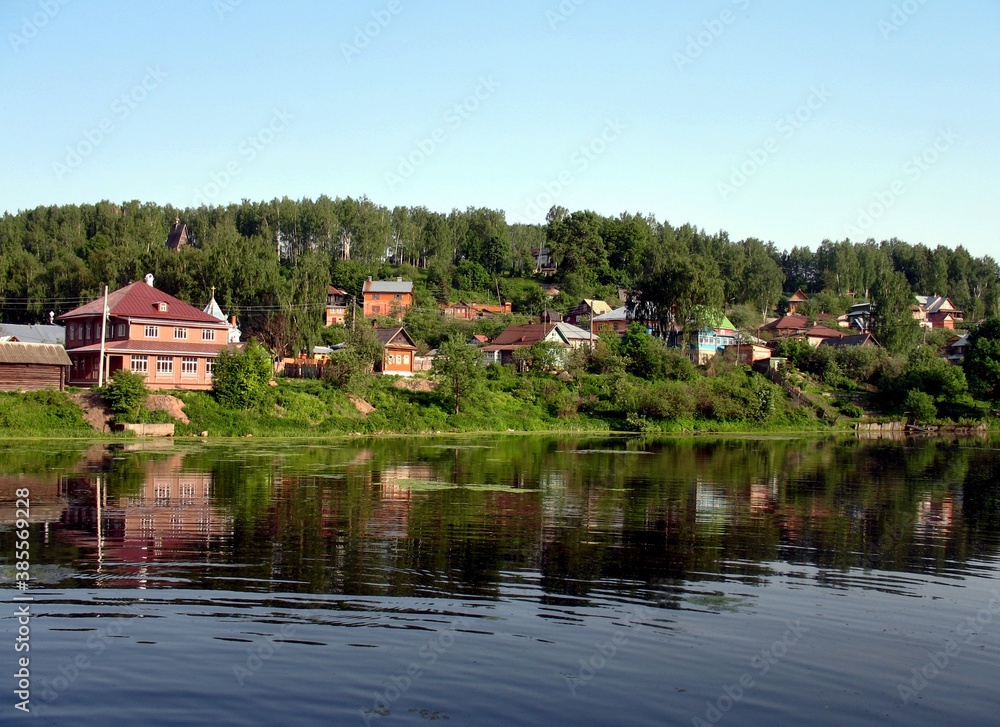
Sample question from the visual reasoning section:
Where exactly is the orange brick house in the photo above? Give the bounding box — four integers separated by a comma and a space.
374, 326, 417, 376
56, 277, 234, 390
363, 277, 413, 319
325, 286, 350, 326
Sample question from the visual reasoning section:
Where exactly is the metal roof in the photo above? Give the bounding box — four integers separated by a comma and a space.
0, 323, 65, 345
56, 281, 221, 325
0, 342, 72, 366
363, 278, 414, 294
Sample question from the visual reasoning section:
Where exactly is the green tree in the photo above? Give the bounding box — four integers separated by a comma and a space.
628, 248, 724, 336
869, 270, 921, 355
212, 339, 274, 409
964, 318, 1000, 403
432, 336, 486, 414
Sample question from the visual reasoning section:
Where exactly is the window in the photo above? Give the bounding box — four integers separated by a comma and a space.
85, 322, 91, 340
372, 305, 381, 314
394, 294, 401, 300
181, 357, 198, 375
156, 356, 173, 375
68, 324, 76, 341
395, 354, 402, 364
206, 358, 215, 377
202, 329, 215, 342
131, 355, 148, 374
372, 294, 380, 300
403, 355, 410, 364
117, 323, 126, 338
145, 325, 159, 338
157, 302, 168, 312
174, 327, 188, 340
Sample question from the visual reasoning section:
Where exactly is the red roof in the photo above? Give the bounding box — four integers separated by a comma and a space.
57, 281, 221, 324
802, 325, 844, 339
762, 314, 809, 331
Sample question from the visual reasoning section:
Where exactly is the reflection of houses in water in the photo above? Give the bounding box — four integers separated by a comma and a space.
914, 494, 956, 541
366, 464, 435, 540
0, 476, 66, 526
749, 478, 779, 514
60, 452, 232, 574
695, 481, 732, 527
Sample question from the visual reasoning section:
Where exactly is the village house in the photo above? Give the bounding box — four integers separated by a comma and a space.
441, 300, 512, 320
820, 333, 879, 349
669, 315, 738, 366
362, 277, 414, 319
942, 333, 968, 364
564, 299, 613, 326
914, 295, 964, 330
591, 306, 630, 335
481, 323, 571, 369
0, 341, 72, 392
780, 289, 810, 315
0, 322, 65, 345
374, 325, 417, 376
325, 286, 350, 326
56, 276, 234, 390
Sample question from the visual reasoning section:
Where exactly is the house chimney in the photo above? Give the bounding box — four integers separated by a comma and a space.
144, 273, 155, 287
372, 320, 378, 329
367, 276, 373, 281
397, 276, 402, 282
229, 315, 237, 326
49, 311, 54, 324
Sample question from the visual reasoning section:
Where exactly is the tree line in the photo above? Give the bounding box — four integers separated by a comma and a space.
1, 197, 997, 355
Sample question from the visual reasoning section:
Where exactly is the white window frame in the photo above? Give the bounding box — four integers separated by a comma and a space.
174, 327, 188, 340
202, 328, 215, 342
131, 355, 148, 374
145, 325, 159, 338
156, 356, 173, 375
206, 358, 216, 377
181, 357, 198, 376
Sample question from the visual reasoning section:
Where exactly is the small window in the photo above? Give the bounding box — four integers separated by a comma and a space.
206, 358, 216, 377
86, 322, 92, 340
145, 325, 159, 338
156, 356, 173, 375
158, 302, 168, 312
202, 329, 215, 342
117, 323, 126, 338
395, 354, 402, 364
131, 355, 148, 374
174, 327, 188, 340
403, 355, 409, 364
372, 294, 380, 300
394, 294, 401, 300
181, 357, 197, 375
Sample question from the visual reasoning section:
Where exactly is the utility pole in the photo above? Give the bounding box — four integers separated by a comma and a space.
97, 285, 109, 387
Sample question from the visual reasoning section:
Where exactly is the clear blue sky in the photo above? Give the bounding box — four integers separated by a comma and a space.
3, 0, 998, 257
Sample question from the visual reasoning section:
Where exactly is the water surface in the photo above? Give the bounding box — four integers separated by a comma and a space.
2, 435, 999, 725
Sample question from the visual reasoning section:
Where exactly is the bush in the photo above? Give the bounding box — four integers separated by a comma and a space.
904, 390, 937, 423
212, 339, 274, 410
102, 369, 149, 422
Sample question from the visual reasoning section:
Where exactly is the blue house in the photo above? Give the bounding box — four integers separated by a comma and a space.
669, 315, 737, 366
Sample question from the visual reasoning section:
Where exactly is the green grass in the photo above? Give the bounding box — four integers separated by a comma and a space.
0, 390, 96, 438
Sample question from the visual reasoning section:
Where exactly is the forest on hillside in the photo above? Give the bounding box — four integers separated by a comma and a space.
2, 197, 998, 355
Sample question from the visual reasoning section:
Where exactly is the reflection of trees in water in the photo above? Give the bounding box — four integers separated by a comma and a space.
2, 436, 998, 599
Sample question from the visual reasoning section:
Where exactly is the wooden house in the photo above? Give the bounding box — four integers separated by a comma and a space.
165, 217, 190, 250
374, 326, 417, 376
781, 289, 809, 315
481, 324, 570, 368
0, 342, 71, 392
325, 286, 350, 326
363, 277, 414, 319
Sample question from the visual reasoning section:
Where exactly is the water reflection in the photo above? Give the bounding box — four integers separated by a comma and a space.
2, 435, 997, 601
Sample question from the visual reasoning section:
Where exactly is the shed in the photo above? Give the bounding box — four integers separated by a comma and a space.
0, 342, 72, 392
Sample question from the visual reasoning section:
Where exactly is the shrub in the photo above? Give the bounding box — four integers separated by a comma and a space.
213, 339, 274, 410
904, 390, 937, 423
102, 369, 149, 422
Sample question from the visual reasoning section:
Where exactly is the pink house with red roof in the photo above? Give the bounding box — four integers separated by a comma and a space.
56, 277, 234, 390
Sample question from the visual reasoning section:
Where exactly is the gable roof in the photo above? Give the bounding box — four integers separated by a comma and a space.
374, 326, 417, 349
166, 218, 188, 250
482, 324, 569, 351
802, 325, 844, 339
553, 322, 593, 341
0, 341, 71, 366
786, 289, 809, 303
363, 278, 413, 295
56, 281, 224, 325
593, 306, 629, 322
821, 333, 878, 348
0, 323, 65, 345
762, 314, 809, 331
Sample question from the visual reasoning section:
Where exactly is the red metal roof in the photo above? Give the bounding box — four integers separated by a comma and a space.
57, 281, 221, 324
762, 314, 809, 331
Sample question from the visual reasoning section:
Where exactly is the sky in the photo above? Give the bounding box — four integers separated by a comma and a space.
2, 0, 998, 258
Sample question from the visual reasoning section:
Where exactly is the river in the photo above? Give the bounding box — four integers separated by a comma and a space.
1, 434, 998, 725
